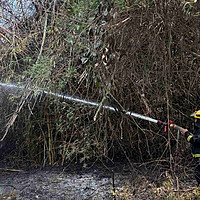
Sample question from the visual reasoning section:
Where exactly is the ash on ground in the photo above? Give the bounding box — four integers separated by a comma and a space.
0, 165, 135, 200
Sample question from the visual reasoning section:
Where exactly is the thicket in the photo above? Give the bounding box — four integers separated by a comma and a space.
0, 0, 200, 173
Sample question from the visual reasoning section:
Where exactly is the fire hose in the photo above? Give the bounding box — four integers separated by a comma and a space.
157, 120, 185, 133
0, 82, 186, 141
106, 93, 185, 133
129, 115, 185, 133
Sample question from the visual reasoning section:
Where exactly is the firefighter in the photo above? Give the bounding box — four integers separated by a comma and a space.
181, 110, 200, 185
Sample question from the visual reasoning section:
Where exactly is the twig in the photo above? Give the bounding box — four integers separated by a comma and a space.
0, 168, 23, 172
192, 52, 200, 58
0, 33, 11, 43
108, 17, 130, 28
37, 12, 48, 62
112, 171, 116, 200
0, 90, 32, 141
94, 96, 107, 121
173, 187, 198, 192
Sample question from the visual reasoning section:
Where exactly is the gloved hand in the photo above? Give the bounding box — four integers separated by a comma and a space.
180, 129, 188, 135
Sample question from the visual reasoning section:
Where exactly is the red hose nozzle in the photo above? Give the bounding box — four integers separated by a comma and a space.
157, 120, 173, 132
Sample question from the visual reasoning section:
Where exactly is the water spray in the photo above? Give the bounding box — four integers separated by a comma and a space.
0, 82, 160, 122
0, 82, 184, 136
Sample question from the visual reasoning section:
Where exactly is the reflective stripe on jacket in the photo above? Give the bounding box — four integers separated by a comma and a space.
185, 131, 200, 158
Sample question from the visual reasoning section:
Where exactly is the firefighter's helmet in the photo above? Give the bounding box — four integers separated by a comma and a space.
191, 110, 200, 119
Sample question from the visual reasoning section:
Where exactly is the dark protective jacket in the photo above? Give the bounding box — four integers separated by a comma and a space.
185, 131, 200, 158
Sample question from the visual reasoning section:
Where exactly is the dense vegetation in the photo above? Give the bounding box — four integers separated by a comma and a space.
0, 0, 200, 183
1, 0, 200, 199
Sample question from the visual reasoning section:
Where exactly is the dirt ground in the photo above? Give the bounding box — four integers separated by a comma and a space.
0, 161, 199, 200
0, 163, 137, 200
0, 168, 112, 199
